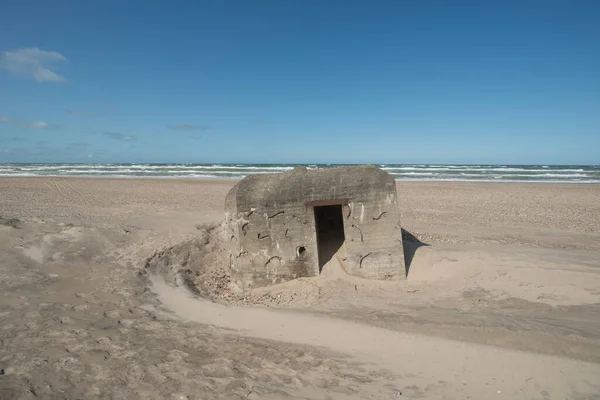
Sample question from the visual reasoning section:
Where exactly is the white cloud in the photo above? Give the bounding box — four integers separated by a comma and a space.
0, 115, 58, 129
0, 47, 67, 82
102, 132, 136, 141
24, 121, 48, 128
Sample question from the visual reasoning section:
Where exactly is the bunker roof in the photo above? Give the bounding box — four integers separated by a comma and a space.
226, 165, 396, 211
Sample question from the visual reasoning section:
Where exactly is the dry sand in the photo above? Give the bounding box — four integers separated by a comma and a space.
1, 177, 599, 399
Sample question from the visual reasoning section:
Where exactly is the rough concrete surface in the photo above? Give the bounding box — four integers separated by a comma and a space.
225, 166, 405, 290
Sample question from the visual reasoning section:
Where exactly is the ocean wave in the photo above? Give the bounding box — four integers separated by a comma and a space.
120, 165, 295, 170
0, 172, 38, 176
0, 163, 598, 183
493, 173, 589, 178
26, 169, 282, 175
391, 177, 599, 183
11, 165, 296, 171
383, 167, 588, 173
391, 172, 435, 176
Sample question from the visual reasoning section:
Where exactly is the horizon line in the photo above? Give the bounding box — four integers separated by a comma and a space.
1, 162, 599, 167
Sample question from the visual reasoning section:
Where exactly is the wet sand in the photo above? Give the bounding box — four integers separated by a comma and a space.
1, 177, 599, 399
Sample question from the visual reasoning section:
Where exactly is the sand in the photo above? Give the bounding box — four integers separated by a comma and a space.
1, 177, 599, 399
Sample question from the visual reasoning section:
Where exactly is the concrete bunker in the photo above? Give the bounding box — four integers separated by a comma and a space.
225, 165, 406, 290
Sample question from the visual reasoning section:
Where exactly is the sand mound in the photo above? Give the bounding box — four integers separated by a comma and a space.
144, 223, 232, 300
143, 222, 390, 309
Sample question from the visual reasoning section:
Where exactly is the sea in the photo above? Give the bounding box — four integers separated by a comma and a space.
0, 164, 599, 183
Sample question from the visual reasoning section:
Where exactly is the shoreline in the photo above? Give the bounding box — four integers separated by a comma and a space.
1, 174, 600, 185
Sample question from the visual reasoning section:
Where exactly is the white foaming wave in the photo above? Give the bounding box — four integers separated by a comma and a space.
501, 173, 589, 178
383, 167, 587, 173
395, 172, 591, 178
49, 169, 128, 174
43, 168, 279, 174
383, 167, 454, 171
106, 169, 280, 175
13, 165, 294, 171
125, 164, 295, 170
13, 165, 129, 171
392, 177, 598, 183
10, 166, 70, 171
0, 172, 37, 176
391, 172, 435, 176
0, 170, 287, 176
164, 166, 294, 172
474, 168, 587, 173
7, 168, 295, 176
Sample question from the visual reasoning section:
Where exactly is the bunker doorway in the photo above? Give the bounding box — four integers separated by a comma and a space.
314, 204, 346, 273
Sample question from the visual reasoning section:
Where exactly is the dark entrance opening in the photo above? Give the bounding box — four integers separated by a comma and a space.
313, 204, 346, 273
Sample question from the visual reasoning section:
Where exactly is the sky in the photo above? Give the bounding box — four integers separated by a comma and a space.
1, 0, 599, 165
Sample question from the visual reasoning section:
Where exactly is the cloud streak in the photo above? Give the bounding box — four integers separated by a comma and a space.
0, 47, 67, 82
102, 132, 136, 141
169, 124, 211, 131
0, 116, 60, 129
24, 121, 49, 128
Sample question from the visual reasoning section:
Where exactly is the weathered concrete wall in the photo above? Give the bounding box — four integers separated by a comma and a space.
225, 165, 405, 290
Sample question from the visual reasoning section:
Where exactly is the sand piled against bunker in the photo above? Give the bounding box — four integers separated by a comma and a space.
145, 166, 412, 302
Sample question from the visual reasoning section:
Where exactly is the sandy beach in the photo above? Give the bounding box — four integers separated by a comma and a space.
1, 177, 600, 399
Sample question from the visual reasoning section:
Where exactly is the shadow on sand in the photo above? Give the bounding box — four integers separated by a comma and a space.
401, 228, 429, 277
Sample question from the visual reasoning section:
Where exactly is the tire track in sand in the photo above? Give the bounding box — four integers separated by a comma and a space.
150, 271, 600, 399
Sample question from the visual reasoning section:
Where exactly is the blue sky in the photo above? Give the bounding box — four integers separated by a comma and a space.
1, 0, 599, 164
